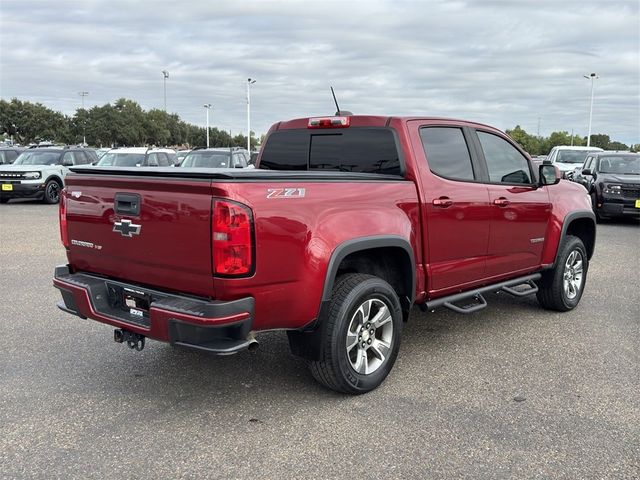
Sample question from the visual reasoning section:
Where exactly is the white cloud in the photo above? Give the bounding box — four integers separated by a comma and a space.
1, 0, 638, 143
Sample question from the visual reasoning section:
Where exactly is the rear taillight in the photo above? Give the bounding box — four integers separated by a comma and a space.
59, 190, 69, 248
308, 116, 350, 128
212, 199, 254, 277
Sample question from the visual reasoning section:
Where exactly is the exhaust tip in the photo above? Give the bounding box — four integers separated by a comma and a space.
247, 339, 259, 352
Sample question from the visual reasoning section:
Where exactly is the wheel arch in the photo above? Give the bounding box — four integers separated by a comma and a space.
557, 211, 596, 265
321, 235, 415, 320
46, 174, 64, 186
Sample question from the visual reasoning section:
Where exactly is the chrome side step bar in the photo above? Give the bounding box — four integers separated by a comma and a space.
424, 273, 542, 314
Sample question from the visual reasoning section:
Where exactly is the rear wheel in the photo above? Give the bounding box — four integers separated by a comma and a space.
536, 235, 588, 312
43, 179, 61, 204
308, 274, 403, 394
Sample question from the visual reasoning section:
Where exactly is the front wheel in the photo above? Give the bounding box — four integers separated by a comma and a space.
308, 274, 403, 394
43, 179, 61, 204
536, 235, 588, 312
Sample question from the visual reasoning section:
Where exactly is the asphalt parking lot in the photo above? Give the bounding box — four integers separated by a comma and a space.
0, 202, 638, 479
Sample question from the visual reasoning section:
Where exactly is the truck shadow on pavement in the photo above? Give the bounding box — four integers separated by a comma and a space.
74, 289, 560, 405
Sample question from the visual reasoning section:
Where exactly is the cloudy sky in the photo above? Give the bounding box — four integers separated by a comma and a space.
1, 0, 638, 144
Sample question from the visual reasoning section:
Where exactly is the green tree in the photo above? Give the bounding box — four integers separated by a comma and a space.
589, 134, 610, 149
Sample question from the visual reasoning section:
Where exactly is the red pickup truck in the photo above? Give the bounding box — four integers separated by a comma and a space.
54, 115, 596, 394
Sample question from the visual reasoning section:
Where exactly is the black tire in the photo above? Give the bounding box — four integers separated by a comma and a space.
536, 235, 588, 312
0, 198, 9, 204
590, 192, 605, 223
308, 273, 403, 394
43, 179, 61, 204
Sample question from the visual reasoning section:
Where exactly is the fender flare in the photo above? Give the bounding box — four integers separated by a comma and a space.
321, 235, 416, 303
554, 210, 596, 267
287, 235, 416, 361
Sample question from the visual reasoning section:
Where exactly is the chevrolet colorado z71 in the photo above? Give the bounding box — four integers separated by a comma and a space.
54, 115, 596, 394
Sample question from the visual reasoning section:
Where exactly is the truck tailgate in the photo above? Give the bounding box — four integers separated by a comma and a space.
63, 175, 214, 298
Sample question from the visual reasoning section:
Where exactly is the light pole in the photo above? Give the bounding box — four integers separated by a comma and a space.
162, 70, 169, 111
79, 91, 89, 145
247, 78, 256, 152
203, 104, 212, 148
583, 73, 598, 147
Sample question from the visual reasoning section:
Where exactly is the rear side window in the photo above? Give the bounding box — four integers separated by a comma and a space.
419, 127, 475, 181
477, 131, 532, 184
260, 128, 401, 175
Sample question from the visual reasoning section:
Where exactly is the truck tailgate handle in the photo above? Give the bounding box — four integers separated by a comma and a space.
493, 197, 510, 207
115, 193, 141, 216
432, 196, 453, 207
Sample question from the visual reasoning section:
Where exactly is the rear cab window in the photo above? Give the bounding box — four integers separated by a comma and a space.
260, 128, 402, 175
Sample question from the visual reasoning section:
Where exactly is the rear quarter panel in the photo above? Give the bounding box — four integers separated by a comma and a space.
213, 180, 421, 330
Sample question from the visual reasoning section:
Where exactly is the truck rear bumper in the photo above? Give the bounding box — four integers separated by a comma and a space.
53, 265, 255, 355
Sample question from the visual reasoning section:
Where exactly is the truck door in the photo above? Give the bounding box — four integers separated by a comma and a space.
409, 121, 491, 295
472, 130, 552, 277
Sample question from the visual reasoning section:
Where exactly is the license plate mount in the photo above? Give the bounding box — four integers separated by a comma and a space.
122, 287, 151, 317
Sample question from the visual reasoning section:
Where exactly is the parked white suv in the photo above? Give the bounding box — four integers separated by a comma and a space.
96, 147, 177, 167
0, 147, 98, 204
546, 146, 603, 179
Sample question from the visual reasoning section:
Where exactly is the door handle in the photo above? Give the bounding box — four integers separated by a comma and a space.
493, 197, 510, 207
432, 197, 453, 207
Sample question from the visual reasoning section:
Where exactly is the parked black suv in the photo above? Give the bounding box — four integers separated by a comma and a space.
574, 151, 640, 221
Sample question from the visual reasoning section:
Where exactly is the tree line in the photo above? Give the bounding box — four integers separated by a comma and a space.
0, 98, 258, 149
506, 125, 638, 155
1, 98, 636, 153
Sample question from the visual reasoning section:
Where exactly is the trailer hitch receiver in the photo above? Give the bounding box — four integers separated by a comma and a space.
114, 329, 146, 351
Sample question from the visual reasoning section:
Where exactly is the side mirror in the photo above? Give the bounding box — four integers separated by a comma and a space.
539, 164, 561, 186
582, 168, 592, 176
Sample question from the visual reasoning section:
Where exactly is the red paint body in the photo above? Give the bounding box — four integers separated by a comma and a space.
56, 116, 593, 343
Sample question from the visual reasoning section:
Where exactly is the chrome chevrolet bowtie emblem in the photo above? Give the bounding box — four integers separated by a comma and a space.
113, 219, 141, 237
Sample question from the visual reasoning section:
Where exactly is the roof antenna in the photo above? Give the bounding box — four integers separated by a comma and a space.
330, 86, 353, 116
330, 86, 340, 115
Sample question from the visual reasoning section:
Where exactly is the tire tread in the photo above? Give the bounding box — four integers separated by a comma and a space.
537, 235, 587, 312
309, 274, 384, 393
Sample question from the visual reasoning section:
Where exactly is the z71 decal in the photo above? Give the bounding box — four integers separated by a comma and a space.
267, 188, 306, 199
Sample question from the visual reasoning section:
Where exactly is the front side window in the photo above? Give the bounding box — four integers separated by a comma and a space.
419, 127, 475, 181
583, 156, 594, 171
477, 131, 532, 184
